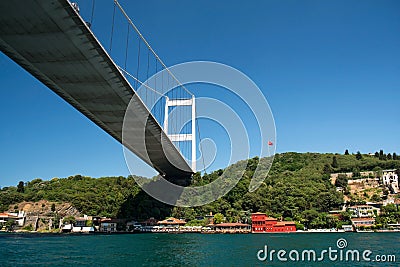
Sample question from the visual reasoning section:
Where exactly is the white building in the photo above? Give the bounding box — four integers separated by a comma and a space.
382, 169, 399, 193
99, 219, 119, 232
72, 226, 94, 233
348, 205, 380, 218
0, 211, 26, 226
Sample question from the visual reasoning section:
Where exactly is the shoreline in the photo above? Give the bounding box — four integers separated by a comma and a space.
2, 229, 400, 235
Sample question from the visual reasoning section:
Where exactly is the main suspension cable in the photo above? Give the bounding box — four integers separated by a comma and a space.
113, 0, 193, 97
118, 66, 165, 98
124, 23, 130, 70
109, 1, 116, 52
135, 36, 141, 90
90, 0, 96, 26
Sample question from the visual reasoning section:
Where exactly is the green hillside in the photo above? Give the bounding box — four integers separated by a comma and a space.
1, 152, 399, 228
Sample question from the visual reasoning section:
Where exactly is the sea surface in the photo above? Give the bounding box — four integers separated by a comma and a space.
0, 232, 399, 266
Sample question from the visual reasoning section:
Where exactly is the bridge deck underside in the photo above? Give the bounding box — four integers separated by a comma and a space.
0, 0, 193, 184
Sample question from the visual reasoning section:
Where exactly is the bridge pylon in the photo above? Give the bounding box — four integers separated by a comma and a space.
164, 96, 196, 173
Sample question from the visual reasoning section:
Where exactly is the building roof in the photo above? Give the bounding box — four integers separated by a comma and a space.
274, 221, 295, 226
158, 217, 186, 225
351, 217, 375, 222
100, 218, 122, 223
252, 212, 266, 215
282, 221, 296, 225
214, 223, 250, 227
382, 169, 397, 172
265, 217, 278, 221
329, 210, 342, 213
349, 205, 378, 209
0, 212, 18, 219
141, 217, 158, 225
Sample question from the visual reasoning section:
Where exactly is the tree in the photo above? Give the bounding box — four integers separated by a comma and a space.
382, 204, 397, 214
213, 213, 224, 224
332, 156, 338, 168
345, 149, 349, 155
393, 153, 398, 160
323, 164, 333, 175
302, 209, 319, 229
379, 150, 386, 160
51, 203, 56, 212
17, 181, 24, 193
374, 152, 379, 158
370, 194, 381, 203
387, 153, 392, 160
335, 174, 348, 188
316, 192, 341, 212
356, 151, 362, 160
62, 216, 76, 225
352, 167, 360, 178
5, 220, 15, 231
339, 211, 352, 222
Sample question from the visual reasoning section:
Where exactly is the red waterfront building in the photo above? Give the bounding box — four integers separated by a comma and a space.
251, 212, 296, 233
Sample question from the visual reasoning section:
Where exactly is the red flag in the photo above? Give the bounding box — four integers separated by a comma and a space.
268, 141, 273, 146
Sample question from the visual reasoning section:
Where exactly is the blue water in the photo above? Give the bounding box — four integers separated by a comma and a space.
0, 232, 399, 266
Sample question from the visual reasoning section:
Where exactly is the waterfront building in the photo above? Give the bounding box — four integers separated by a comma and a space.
141, 217, 158, 226
0, 211, 26, 227
251, 212, 296, 233
61, 224, 73, 233
212, 223, 251, 233
351, 217, 375, 229
342, 225, 354, 232
0, 213, 18, 227
71, 226, 95, 233
99, 218, 120, 232
158, 217, 186, 228
155, 217, 186, 232
74, 216, 88, 227
387, 223, 400, 231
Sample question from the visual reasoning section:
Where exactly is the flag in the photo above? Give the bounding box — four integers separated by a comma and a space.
268, 141, 273, 146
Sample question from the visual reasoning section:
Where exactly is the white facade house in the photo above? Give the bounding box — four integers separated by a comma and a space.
382, 169, 399, 193
72, 226, 94, 233
0, 211, 26, 226
348, 205, 380, 218
99, 219, 118, 232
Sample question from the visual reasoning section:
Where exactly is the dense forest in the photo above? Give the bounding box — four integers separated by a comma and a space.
1, 151, 400, 229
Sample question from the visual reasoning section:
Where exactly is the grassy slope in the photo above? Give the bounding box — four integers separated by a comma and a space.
1, 153, 399, 224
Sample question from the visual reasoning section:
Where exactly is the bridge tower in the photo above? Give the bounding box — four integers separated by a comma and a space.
164, 96, 196, 172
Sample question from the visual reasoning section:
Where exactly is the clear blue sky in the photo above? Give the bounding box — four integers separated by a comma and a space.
1, 0, 399, 187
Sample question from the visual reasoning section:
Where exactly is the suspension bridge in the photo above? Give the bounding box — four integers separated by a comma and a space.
0, 0, 204, 185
